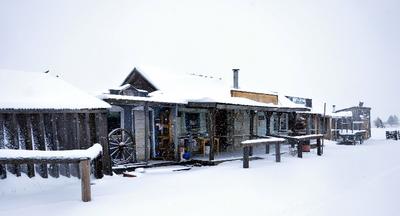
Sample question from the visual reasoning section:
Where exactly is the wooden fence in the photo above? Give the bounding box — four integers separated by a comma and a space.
0, 111, 111, 179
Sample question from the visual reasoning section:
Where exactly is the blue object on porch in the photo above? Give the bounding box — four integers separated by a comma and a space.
183, 152, 191, 160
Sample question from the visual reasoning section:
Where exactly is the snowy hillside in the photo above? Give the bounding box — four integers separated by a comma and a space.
1, 127, 399, 216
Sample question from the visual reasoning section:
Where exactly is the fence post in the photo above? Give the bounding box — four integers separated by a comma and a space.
275, 143, 281, 162
317, 138, 322, 156
243, 146, 250, 168
297, 141, 303, 158
80, 159, 91, 202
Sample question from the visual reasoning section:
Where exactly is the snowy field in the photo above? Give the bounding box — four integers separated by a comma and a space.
1, 127, 400, 216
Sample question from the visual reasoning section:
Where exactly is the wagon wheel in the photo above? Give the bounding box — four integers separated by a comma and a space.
108, 128, 136, 165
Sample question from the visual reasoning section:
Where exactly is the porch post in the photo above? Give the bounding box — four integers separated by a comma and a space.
277, 112, 282, 135
264, 111, 272, 136
317, 138, 322, 156
306, 114, 311, 135
172, 105, 179, 161
249, 110, 255, 139
144, 102, 149, 162
275, 142, 281, 162
249, 110, 255, 156
264, 111, 273, 154
208, 108, 216, 161
314, 115, 318, 134
290, 112, 297, 134
297, 140, 303, 158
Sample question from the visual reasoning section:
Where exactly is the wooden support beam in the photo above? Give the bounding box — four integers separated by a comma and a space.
0, 114, 4, 150
172, 105, 179, 161
249, 110, 255, 156
265, 143, 270, 154
264, 112, 273, 154
277, 112, 282, 134
89, 113, 102, 179
10, 113, 21, 176
208, 108, 216, 161
144, 102, 149, 162
80, 159, 91, 202
43, 114, 59, 178
22, 114, 35, 178
95, 113, 112, 176
275, 142, 281, 162
67, 114, 79, 178
0, 114, 6, 179
306, 114, 311, 135
243, 146, 250, 168
84, 113, 91, 148
249, 111, 255, 139
317, 138, 322, 156
264, 111, 273, 136
297, 141, 303, 158
57, 114, 70, 177
314, 115, 318, 134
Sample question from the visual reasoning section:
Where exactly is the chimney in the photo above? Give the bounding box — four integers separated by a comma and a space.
359, 101, 364, 107
332, 105, 336, 113
232, 69, 239, 89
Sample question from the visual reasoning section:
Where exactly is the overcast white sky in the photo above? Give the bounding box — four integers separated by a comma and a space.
1, 0, 399, 120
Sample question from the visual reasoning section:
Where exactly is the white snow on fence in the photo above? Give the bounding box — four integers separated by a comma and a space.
0, 70, 111, 110
0, 144, 102, 160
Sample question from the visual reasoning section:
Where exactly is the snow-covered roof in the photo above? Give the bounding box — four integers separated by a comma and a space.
105, 66, 307, 110
0, 70, 111, 110
111, 83, 132, 91
332, 111, 353, 118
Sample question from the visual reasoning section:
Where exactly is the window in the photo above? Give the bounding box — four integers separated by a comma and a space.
185, 113, 200, 133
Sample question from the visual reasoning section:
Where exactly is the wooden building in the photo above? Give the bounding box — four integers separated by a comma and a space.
0, 70, 112, 179
334, 102, 372, 139
100, 67, 309, 164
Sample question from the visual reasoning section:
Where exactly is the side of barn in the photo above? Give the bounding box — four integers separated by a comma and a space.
0, 70, 112, 179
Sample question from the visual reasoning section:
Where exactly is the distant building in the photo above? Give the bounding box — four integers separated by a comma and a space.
334, 102, 371, 139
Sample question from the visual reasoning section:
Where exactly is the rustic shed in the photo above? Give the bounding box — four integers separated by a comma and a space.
0, 70, 112, 179
335, 102, 371, 139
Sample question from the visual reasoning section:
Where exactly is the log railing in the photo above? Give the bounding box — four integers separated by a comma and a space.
0, 144, 102, 202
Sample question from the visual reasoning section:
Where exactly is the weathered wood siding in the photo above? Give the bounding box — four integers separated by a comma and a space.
231, 90, 278, 105
0, 111, 110, 179
134, 110, 150, 161
233, 110, 251, 147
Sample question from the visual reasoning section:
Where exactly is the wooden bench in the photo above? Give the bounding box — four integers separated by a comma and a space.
241, 137, 286, 168
0, 144, 102, 202
271, 134, 324, 158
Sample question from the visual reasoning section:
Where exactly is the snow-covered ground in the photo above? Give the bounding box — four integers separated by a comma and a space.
1, 127, 400, 216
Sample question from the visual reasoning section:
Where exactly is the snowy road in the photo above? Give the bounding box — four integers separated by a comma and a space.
1, 128, 399, 216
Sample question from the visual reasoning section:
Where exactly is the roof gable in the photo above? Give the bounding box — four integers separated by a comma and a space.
122, 68, 158, 93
